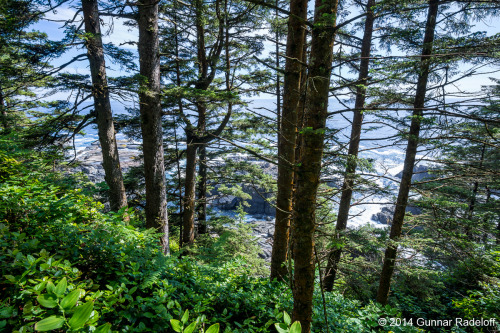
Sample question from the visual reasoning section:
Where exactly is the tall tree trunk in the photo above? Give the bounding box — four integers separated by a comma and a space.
322, 0, 376, 292
180, 0, 230, 246
137, 0, 169, 254
81, 0, 128, 212
466, 144, 486, 238
290, 37, 309, 262
196, 98, 208, 234
182, 137, 197, 245
197, 144, 208, 234
0, 85, 8, 131
182, 0, 207, 244
173, 4, 186, 243
292, 0, 339, 330
275, 0, 281, 134
270, 0, 308, 282
496, 215, 500, 245
376, 0, 439, 306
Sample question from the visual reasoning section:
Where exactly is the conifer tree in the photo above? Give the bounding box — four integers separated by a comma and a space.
137, 0, 169, 254
291, 0, 339, 330
159, 0, 266, 246
0, 0, 65, 134
270, 0, 309, 282
81, 0, 128, 212
376, 0, 439, 306
322, 0, 376, 291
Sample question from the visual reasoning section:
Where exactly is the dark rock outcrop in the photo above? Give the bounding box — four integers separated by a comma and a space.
371, 205, 422, 225
211, 184, 275, 216
395, 164, 433, 182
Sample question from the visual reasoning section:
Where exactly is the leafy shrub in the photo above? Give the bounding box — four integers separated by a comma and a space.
1, 139, 423, 332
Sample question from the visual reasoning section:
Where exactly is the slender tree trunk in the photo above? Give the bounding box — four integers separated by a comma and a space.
292, 0, 339, 330
496, 217, 500, 245
196, 99, 207, 234
376, 0, 439, 306
275, 0, 281, 134
0, 85, 8, 131
270, 0, 308, 281
182, 137, 197, 245
81, 0, 128, 212
182, 0, 207, 243
290, 37, 309, 262
137, 0, 169, 254
466, 144, 486, 237
322, 0, 376, 292
180, 0, 230, 246
172, 5, 186, 244
197, 144, 208, 234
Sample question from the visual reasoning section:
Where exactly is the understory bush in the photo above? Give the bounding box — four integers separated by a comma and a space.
0, 138, 455, 332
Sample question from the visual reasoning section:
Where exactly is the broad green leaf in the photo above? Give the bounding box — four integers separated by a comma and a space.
4, 275, 15, 282
68, 301, 93, 329
45, 281, 55, 294
23, 302, 33, 314
0, 306, 13, 318
184, 322, 197, 333
290, 321, 302, 333
33, 281, 47, 292
54, 277, 67, 296
274, 323, 288, 333
283, 311, 291, 326
60, 289, 81, 310
94, 323, 112, 333
34, 316, 65, 331
181, 309, 189, 324
27, 255, 35, 265
205, 323, 220, 333
170, 319, 182, 332
37, 294, 58, 308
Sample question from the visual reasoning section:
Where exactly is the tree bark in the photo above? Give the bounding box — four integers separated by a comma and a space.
496, 216, 500, 245
292, 0, 339, 330
465, 144, 485, 240
290, 36, 309, 262
270, 0, 308, 282
275, 0, 281, 135
182, 137, 197, 245
0, 85, 8, 131
180, 0, 224, 245
81, 0, 128, 212
322, 0, 375, 292
137, 0, 169, 254
196, 93, 208, 233
376, 0, 439, 306
197, 144, 208, 234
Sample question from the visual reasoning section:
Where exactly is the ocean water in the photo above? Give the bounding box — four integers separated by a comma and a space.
75, 98, 411, 228
246, 99, 409, 228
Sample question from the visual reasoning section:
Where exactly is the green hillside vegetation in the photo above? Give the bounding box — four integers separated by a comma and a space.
0, 136, 427, 332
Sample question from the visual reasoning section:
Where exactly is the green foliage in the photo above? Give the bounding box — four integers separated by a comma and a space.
274, 312, 301, 333
169, 309, 220, 333
2, 137, 479, 333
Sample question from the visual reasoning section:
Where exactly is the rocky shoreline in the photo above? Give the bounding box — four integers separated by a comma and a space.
70, 140, 425, 261
70, 140, 277, 260
70, 140, 143, 183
